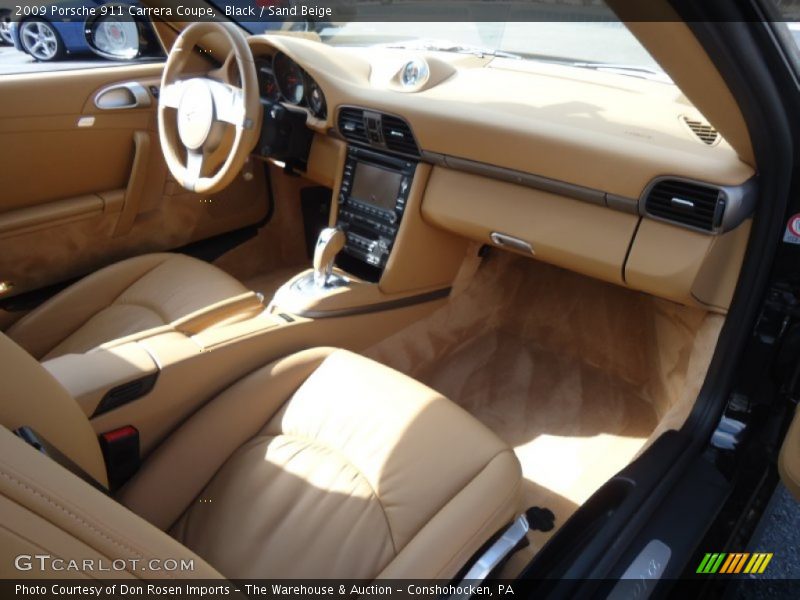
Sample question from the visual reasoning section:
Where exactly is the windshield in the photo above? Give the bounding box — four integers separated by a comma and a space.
214, 0, 665, 80
316, 21, 662, 74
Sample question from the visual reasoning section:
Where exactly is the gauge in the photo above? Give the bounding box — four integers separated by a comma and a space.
273, 52, 305, 105
307, 80, 327, 119
263, 74, 281, 102
263, 71, 281, 102
256, 60, 281, 102
401, 58, 430, 88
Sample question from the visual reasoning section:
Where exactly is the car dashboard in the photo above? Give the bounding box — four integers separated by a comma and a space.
242, 34, 756, 311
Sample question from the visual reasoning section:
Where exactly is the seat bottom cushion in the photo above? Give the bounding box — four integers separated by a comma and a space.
7, 253, 259, 360
171, 433, 397, 579
122, 348, 522, 580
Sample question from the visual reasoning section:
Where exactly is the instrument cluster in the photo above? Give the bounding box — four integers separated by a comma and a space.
256, 52, 327, 120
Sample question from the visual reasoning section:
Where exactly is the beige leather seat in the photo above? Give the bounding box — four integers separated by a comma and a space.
6, 253, 263, 361
0, 334, 522, 579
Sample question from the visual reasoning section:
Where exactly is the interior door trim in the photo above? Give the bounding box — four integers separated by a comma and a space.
114, 131, 151, 237
0, 194, 116, 240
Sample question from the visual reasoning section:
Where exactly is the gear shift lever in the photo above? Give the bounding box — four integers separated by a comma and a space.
313, 227, 346, 288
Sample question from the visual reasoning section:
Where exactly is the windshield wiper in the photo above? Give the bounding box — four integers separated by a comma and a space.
383, 40, 522, 60
568, 62, 672, 82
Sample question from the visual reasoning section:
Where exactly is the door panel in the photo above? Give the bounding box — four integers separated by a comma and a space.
0, 63, 268, 299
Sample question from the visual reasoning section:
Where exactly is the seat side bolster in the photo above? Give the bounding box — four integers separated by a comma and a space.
376, 449, 522, 581
6, 254, 173, 359
0, 333, 108, 487
117, 347, 337, 530
0, 428, 222, 579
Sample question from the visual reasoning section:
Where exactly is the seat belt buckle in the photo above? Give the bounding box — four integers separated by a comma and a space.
99, 426, 140, 492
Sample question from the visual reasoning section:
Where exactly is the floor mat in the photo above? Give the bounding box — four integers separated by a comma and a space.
214, 164, 310, 286
365, 249, 723, 567
419, 328, 656, 504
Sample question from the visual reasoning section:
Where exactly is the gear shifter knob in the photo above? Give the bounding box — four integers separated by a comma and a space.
313, 227, 346, 288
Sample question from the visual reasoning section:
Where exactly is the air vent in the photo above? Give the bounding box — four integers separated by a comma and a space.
337, 107, 420, 157
381, 115, 420, 156
645, 179, 725, 232
338, 107, 369, 145
682, 116, 720, 146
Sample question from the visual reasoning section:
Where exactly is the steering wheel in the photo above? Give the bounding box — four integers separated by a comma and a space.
158, 22, 262, 194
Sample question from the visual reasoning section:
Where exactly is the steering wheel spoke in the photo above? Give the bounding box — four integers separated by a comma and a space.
185, 149, 206, 190
159, 80, 188, 109
207, 80, 250, 129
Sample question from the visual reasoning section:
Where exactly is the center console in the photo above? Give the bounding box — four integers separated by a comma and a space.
336, 146, 416, 281
272, 134, 466, 318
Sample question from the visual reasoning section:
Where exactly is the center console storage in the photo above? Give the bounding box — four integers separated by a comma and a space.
336, 146, 416, 281
42, 300, 442, 457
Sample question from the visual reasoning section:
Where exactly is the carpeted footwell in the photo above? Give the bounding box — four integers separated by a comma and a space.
365, 249, 724, 569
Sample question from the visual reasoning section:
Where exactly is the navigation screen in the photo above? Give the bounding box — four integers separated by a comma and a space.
350, 162, 402, 211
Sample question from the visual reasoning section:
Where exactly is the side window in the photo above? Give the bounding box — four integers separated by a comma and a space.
768, 2, 800, 49
790, 22, 800, 50
0, 1, 164, 75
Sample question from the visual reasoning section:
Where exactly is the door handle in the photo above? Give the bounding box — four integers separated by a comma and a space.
94, 82, 152, 110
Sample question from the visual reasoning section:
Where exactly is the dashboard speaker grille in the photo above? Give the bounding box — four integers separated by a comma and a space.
645, 179, 724, 232
682, 116, 720, 145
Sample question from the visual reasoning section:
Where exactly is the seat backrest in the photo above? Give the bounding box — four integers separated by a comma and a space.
0, 332, 107, 487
